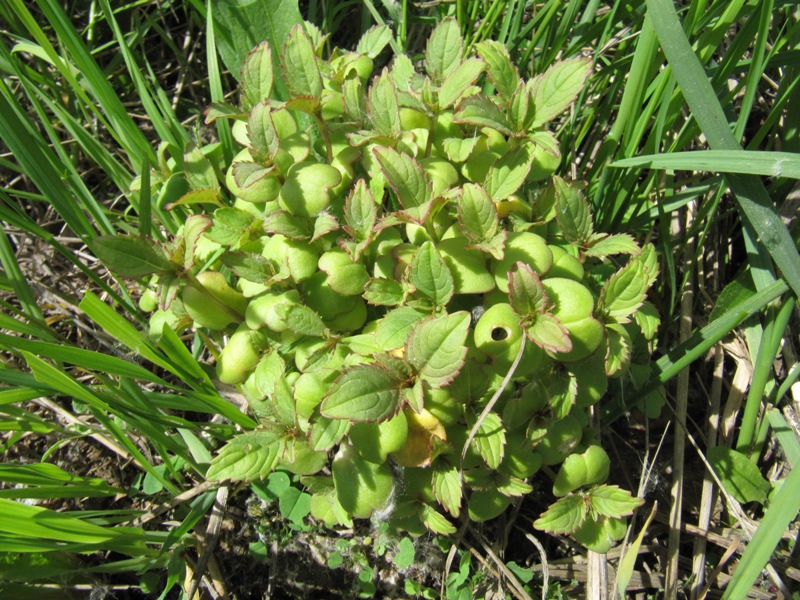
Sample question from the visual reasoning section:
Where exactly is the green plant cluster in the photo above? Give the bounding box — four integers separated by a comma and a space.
98, 18, 659, 552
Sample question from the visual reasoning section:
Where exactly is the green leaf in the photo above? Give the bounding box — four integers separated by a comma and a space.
508, 80, 530, 133
308, 416, 350, 452
183, 214, 213, 270
262, 210, 312, 240
457, 183, 498, 243
281, 24, 322, 99
93, 235, 173, 278
588, 485, 644, 518
219, 251, 276, 283
474, 40, 519, 101
232, 161, 275, 190
584, 233, 640, 258
707, 447, 771, 504
343, 179, 377, 240
320, 364, 403, 422
183, 143, 220, 191
278, 486, 312, 524
600, 257, 651, 323
419, 503, 456, 535
394, 536, 416, 569
310, 211, 339, 243
207, 430, 285, 481
485, 144, 534, 201
364, 279, 404, 306
508, 262, 547, 315
453, 95, 514, 137
205, 102, 247, 124
275, 303, 327, 337
343, 76, 366, 124
424, 17, 463, 84
375, 307, 426, 350
374, 146, 430, 209
408, 241, 454, 307
526, 313, 572, 354
548, 369, 578, 420
441, 136, 479, 163
709, 270, 756, 322
496, 474, 533, 497
433, 464, 462, 517
438, 58, 484, 109
528, 57, 592, 127
605, 323, 631, 376
533, 494, 588, 534
471, 412, 505, 470
553, 176, 593, 245
634, 301, 661, 341
357, 24, 393, 59
271, 375, 297, 427
206, 207, 256, 247
241, 41, 274, 108
406, 311, 470, 388
248, 101, 280, 162
368, 69, 401, 136
612, 149, 800, 180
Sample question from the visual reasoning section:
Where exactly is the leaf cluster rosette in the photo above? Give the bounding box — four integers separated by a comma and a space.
98, 19, 658, 551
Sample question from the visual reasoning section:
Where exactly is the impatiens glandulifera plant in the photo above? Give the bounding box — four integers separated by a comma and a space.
95, 19, 659, 552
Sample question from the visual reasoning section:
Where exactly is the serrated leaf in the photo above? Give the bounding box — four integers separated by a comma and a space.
533, 494, 588, 534
707, 447, 771, 504
168, 188, 222, 209
241, 41, 274, 108
281, 25, 323, 99
233, 161, 276, 190
308, 416, 350, 452
207, 430, 285, 481
94, 235, 174, 278
343, 179, 377, 240
284, 95, 320, 114
433, 465, 462, 517
311, 212, 339, 242
375, 307, 426, 350
469, 231, 506, 260
549, 369, 578, 419
425, 18, 463, 84
439, 58, 484, 109
408, 241, 454, 307
206, 208, 256, 247
584, 233, 640, 258
248, 101, 280, 163
496, 474, 533, 497
471, 412, 506, 469
205, 102, 246, 124
508, 80, 530, 133
441, 136, 478, 163
343, 77, 367, 124
272, 375, 297, 428
526, 313, 572, 353
219, 251, 276, 283
638, 243, 659, 288
357, 24, 393, 59
183, 214, 212, 270
368, 69, 401, 136
588, 485, 644, 518
508, 262, 548, 315
183, 143, 220, 191
528, 57, 592, 127
374, 146, 431, 209
419, 503, 456, 535
275, 303, 327, 337
605, 323, 630, 376
458, 183, 498, 243
453, 95, 514, 137
474, 40, 519, 101
262, 210, 312, 240
406, 311, 470, 388
600, 258, 650, 323
553, 176, 593, 244
364, 279, 404, 306
634, 301, 660, 341
320, 364, 403, 422
485, 144, 534, 201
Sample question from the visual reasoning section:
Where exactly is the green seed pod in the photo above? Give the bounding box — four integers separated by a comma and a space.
183, 271, 248, 331
216, 324, 268, 385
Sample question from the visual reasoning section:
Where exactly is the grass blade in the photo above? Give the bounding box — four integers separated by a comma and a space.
613, 150, 800, 179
